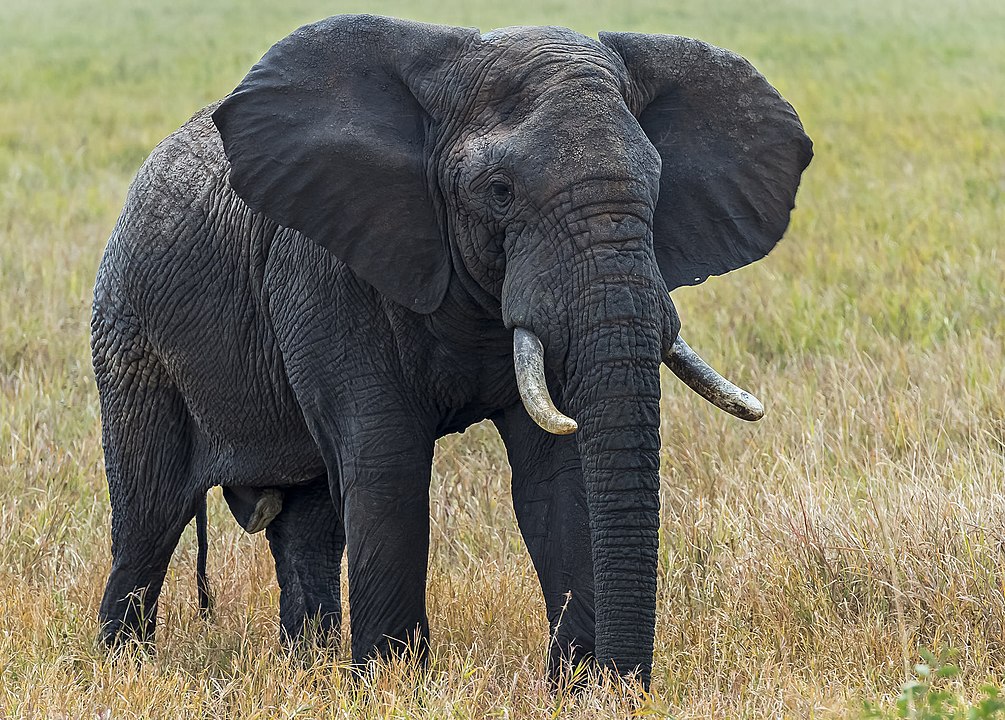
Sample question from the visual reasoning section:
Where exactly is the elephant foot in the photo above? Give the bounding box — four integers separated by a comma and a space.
548, 640, 597, 691
346, 624, 431, 676
279, 611, 343, 660
99, 583, 160, 654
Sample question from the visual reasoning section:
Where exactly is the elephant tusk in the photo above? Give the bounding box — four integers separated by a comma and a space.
513, 328, 578, 435
663, 336, 765, 421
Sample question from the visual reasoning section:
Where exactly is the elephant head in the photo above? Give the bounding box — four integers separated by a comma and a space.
212, 15, 811, 683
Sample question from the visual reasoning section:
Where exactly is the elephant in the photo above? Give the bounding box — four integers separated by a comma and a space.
90, 14, 811, 686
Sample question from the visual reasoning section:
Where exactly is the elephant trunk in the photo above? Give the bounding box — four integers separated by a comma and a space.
563, 271, 665, 686
510, 295, 765, 685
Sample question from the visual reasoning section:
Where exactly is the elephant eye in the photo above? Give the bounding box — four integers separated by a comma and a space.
488, 180, 513, 209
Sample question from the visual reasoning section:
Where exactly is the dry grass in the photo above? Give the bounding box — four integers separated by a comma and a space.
2, 0, 1003, 716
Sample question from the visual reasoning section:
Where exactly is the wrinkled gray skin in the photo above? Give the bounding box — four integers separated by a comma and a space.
91, 15, 811, 687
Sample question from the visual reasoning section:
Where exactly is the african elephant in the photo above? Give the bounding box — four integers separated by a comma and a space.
90, 14, 811, 686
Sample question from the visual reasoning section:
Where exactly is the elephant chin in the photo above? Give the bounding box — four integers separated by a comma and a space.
512, 327, 765, 435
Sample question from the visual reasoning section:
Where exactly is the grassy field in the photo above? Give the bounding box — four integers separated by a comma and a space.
1, 0, 1003, 716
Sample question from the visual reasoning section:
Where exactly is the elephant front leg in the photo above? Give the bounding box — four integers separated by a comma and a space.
494, 403, 596, 685
338, 422, 434, 666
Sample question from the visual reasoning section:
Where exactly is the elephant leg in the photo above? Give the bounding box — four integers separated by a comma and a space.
272, 305, 434, 666
96, 360, 199, 647
337, 422, 433, 666
265, 475, 345, 646
494, 404, 596, 683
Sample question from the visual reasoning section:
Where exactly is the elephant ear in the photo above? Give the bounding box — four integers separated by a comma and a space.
213, 15, 477, 313
599, 32, 813, 290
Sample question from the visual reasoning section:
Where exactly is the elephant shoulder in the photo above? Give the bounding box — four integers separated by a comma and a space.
130, 103, 229, 206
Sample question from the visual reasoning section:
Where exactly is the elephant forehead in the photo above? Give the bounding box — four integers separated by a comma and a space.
459, 80, 661, 189
443, 28, 660, 193
479, 24, 610, 56
522, 105, 657, 178
460, 27, 628, 106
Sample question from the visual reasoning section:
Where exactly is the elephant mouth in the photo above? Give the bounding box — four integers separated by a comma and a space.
512, 326, 764, 434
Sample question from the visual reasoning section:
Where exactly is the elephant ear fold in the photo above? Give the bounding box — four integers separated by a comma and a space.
599, 32, 813, 290
213, 15, 477, 313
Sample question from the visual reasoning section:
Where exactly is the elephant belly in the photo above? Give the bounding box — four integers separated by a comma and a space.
152, 296, 326, 490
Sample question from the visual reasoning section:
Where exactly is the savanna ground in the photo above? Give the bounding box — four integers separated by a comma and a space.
1, 0, 1003, 716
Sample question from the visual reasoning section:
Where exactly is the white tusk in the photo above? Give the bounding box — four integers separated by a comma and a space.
513, 328, 578, 435
663, 336, 765, 421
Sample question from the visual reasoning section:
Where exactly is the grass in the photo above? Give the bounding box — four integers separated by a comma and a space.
1, 0, 1003, 716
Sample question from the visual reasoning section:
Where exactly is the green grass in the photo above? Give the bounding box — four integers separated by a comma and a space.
2, 0, 1003, 716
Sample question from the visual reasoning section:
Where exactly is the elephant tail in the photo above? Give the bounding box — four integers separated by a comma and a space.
195, 493, 213, 617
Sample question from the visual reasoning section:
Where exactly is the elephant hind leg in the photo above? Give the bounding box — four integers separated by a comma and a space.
265, 475, 345, 648
95, 347, 202, 647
